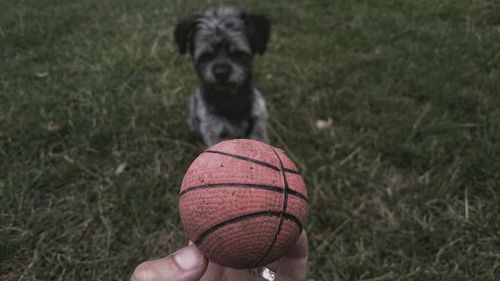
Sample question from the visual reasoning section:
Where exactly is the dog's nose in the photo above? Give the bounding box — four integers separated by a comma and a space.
213, 64, 231, 82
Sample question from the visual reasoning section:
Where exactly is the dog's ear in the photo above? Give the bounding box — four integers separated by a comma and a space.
242, 13, 271, 55
174, 15, 199, 55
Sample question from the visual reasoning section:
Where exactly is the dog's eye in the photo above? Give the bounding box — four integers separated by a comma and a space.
198, 52, 214, 62
230, 51, 250, 60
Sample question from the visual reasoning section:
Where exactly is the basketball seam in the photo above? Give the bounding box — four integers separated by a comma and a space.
179, 183, 308, 202
252, 147, 293, 266
205, 150, 300, 175
193, 211, 303, 245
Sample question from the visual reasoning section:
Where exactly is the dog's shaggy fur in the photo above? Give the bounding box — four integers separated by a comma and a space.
174, 7, 271, 146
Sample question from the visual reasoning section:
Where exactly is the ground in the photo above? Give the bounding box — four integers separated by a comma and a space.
1, 0, 499, 280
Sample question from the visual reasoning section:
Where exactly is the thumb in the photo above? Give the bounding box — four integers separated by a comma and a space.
130, 244, 208, 281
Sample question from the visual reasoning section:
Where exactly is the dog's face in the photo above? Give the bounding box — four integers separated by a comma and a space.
174, 7, 270, 90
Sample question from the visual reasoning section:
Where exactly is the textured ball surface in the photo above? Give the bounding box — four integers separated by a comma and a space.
179, 139, 308, 269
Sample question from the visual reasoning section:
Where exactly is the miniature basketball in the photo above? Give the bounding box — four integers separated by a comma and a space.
179, 139, 308, 269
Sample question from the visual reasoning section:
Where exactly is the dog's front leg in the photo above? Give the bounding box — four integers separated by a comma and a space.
199, 118, 225, 146
248, 116, 269, 144
247, 91, 269, 143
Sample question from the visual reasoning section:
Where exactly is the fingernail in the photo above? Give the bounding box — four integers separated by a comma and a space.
174, 245, 203, 270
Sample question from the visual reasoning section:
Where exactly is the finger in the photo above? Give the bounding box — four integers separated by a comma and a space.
130, 244, 208, 281
200, 262, 254, 281
190, 240, 253, 281
221, 268, 254, 281
274, 230, 308, 281
200, 262, 224, 281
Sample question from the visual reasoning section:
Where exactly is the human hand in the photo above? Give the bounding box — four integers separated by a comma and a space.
130, 230, 308, 281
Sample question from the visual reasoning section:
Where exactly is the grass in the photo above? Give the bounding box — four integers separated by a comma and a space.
1, 0, 499, 280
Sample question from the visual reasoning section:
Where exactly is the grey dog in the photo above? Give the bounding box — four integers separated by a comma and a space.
174, 6, 271, 146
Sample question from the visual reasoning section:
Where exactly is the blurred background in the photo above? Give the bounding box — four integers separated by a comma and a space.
1, 0, 499, 280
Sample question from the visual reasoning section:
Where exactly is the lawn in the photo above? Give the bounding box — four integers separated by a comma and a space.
1, 0, 499, 280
